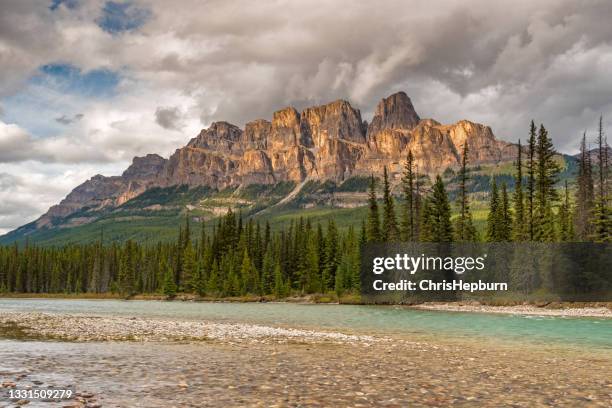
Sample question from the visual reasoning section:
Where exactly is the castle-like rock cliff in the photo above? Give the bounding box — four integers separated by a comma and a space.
35, 92, 516, 228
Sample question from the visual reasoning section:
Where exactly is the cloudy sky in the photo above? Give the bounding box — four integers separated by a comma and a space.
1, 0, 611, 234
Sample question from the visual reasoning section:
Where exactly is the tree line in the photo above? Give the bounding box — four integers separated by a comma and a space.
366, 117, 610, 244
0, 211, 362, 298
0, 118, 609, 297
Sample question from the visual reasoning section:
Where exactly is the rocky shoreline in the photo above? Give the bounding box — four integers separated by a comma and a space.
0, 312, 379, 345
1, 310, 611, 407
409, 302, 612, 317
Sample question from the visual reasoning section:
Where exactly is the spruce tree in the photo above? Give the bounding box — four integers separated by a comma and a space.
486, 177, 500, 242
498, 182, 512, 241
401, 151, 417, 241
273, 262, 285, 299
381, 167, 400, 242
322, 220, 339, 291
534, 124, 560, 242
574, 132, 595, 240
162, 261, 177, 298
181, 240, 196, 292
454, 143, 477, 242
512, 140, 526, 241
591, 115, 611, 242
261, 245, 274, 295
558, 180, 574, 242
526, 121, 537, 240
429, 176, 453, 242
366, 175, 381, 242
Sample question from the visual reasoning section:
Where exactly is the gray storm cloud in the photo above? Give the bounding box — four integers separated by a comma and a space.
0, 0, 611, 233
1, 0, 610, 152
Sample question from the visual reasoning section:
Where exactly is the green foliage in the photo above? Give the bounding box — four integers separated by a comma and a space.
534, 124, 561, 242
162, 260, 177, 298
381, 167, 400, 242
422, 176, 453, 242
454, 143, 478, 242
401, 150, 418, 241
366, 175, 381, 242
512, 141, 527, 241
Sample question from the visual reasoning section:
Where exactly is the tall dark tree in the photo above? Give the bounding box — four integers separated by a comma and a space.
366, 175, 381, 242
497, 182, 512, 241
512, 140, 526, 241
428, 176, 453, 242
534, 124, 560, 242
454, 143, 477, 242
591, 115, 611, 242
574, 132, 595, 240
486, 177, 500, 242
401, 150, 417, 241
526, 121, 537, 240
381, 167, 400, 242
558, 180, 574, 242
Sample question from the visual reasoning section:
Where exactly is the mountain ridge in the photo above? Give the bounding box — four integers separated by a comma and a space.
4, 91, 519, 240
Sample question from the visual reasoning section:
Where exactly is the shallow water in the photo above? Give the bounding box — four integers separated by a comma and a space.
1, 298, 610, 349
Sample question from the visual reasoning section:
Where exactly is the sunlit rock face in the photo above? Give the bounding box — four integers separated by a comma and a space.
37, 92, 517, 224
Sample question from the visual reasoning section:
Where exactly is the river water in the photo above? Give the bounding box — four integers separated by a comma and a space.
0, 298, 610, 349
1, 299, 611, 407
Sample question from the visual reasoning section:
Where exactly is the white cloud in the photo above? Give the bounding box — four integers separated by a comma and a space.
1, 0, 612, 233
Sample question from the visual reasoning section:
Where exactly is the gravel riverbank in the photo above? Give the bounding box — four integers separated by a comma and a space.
0, 312, 378, 345
410, 303, 612, 317
1, 311, 611, 406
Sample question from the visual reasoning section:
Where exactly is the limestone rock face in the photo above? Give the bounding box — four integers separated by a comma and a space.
188, 121, 243, 154
243, 119, 271, 150
301, 99, 367, 180
269, 107, 301, 150
33, 92, 519, 227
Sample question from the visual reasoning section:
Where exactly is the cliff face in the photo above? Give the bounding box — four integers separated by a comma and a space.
34, 91, 517, 228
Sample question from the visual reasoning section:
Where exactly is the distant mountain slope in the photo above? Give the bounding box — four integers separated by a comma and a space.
2, 92, 534, 245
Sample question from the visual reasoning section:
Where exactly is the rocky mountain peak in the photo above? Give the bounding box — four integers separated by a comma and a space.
368, 91, 420, 137
189, 121, 243, 153
122, 154, 167, 180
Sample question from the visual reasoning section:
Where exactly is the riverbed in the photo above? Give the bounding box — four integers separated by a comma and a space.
0, 299, 611, 407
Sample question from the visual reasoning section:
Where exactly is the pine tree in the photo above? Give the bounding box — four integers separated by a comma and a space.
419, 199, 434, 242
574, 132, 595, 240
118, 241, 136, 297
486, 178, 500, 242
401, 150, 417, 241
512, 140, 526, 241
591, 115, 611, 242
261, 245, 274, 295
526, 121, 537, 240
273, 262, 285, 299
181, 240, 196, 292
305, 233, 321, 293
497, 182, 512, 241
558, 180, 574, 242
207, 259, 220, 295
381, 167, 400, 242
454, 143, 477, 242
239, 249, 257, 295
534, 124, 560, 242
366, 175, 381, 242
161, 260, 177, 298
429, 176, 453, 242
322, 220, 339, 291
